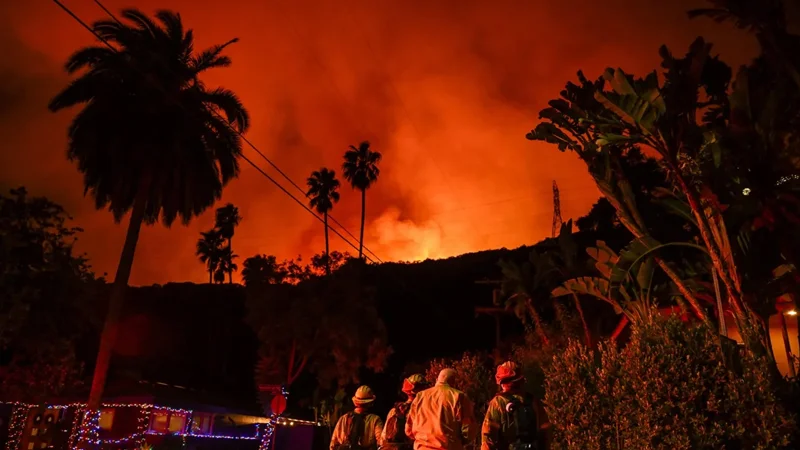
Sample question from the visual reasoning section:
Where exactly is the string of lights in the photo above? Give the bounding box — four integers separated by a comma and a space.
271, 0, 385, 264
49, 0, 381, 266
1, 401, 320, 450
4, 405, 28, 450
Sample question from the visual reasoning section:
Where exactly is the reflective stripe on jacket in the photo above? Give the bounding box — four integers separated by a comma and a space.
330, 411, 384, 450
405, 383, 477, 450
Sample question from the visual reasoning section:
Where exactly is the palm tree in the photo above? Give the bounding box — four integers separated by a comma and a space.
306, 168, 341, 275
342, 141, 381, 260
215, 247, 238, 284
214, 203, 242, 283
48, 9, 249, 411
196, 229, 225, 283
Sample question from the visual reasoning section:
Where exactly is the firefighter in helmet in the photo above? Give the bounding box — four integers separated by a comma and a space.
381, 374, 430, 449
481, 362, 545, 450
330, 385, 384, 450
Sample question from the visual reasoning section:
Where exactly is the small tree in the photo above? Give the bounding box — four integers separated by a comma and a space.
0, 187, 98, 401
247, 261, 392, 394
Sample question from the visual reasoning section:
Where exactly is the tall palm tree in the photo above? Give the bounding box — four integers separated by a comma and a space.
306, 168, 341, 275
342, 141, 381, 260
196, 229, 225, 283
214, 203, 242, 283
48, 9, 249, 411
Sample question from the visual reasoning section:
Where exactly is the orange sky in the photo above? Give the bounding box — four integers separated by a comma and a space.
0, 0, 756, 285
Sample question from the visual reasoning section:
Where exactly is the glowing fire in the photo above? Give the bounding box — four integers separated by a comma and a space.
370, 207, 444, 262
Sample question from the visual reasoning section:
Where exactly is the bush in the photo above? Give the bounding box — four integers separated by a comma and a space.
544, 315, 797, 450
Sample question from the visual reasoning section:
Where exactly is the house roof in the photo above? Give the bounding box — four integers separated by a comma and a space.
48, 381, 264, 418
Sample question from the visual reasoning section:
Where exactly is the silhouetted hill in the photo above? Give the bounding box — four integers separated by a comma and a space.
94, 228, 626, 409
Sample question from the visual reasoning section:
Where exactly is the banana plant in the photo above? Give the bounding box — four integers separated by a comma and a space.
498, 250, 556, 346
593, 42, 751, 318
529, 71, 712, 326
530, 37, 754, 316
551, 220, 593, 347
552, 241, 661, 329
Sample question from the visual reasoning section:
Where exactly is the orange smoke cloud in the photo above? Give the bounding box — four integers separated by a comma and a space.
0, 0, 756, 285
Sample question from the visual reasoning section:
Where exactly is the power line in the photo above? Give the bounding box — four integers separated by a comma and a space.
82, 0, 450, 327
50, 0, 377, 264
94, 0, 383, 264
271, 0, 394, 263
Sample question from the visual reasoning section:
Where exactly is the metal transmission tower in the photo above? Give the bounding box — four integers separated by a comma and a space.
552, 180, 563, 238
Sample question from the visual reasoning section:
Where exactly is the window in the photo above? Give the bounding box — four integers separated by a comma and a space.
190, 413, 213, 435
150, 411, 169, 433
99, 409, 115, 431
168, 414, 186, 433
149, 409, 188, 434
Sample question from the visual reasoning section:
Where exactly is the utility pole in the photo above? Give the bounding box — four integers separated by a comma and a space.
474, 280, 508, 349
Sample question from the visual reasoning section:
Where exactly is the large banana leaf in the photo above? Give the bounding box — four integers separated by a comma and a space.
585, 240, 618, 279
652, 187, 699, 226
593, 68, 666, 135
552, 276, 622, 315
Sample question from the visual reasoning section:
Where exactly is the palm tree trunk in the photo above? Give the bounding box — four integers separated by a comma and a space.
87, 185, 149, 411
359, 189, 366, 260
324, 212, 330, 275
572, 293, 592, 347
228, 239, 233, 284
209, 268, 212, 284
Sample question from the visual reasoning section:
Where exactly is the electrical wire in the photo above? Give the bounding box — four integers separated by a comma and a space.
50, 0, 378, 264
92, 0, 383, 263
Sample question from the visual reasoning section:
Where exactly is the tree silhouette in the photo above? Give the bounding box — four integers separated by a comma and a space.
342, 141, 382, 260
214, 247, 237, 284
214, 203, 242, 283
242, 254, 287, 287
306, 168, 341, 275
498, 251, 555, 346
48, 8, 249, 410
550, 220, 592, 347
196, 229, 225, 283
0, 187, 99, 401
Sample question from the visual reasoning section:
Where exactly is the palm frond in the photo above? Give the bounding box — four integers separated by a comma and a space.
200, 87, 249, 132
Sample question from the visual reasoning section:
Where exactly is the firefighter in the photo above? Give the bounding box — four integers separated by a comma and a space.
481, 362, 545, 450
381, 374, 430, 449
330, 385, 384, 450
405, 368, 477, 450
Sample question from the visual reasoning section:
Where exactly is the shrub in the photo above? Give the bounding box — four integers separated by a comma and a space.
544, 315, 797, 449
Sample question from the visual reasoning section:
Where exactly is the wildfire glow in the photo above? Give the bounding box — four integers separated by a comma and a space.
0, 0, 756, 284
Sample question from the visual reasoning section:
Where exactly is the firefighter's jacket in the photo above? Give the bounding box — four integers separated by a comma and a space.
405, 382, 477, 450
480, 393, 542, 450
329, 411, 384, 450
